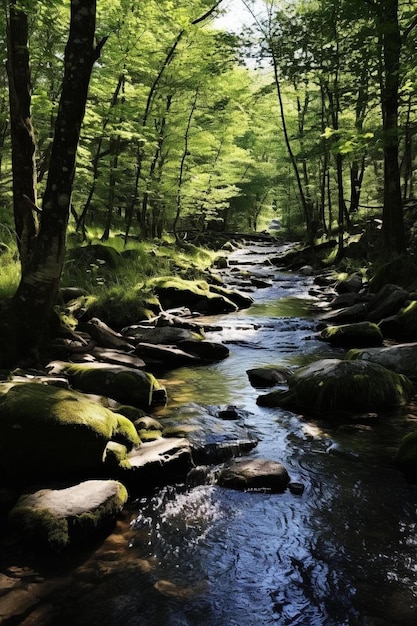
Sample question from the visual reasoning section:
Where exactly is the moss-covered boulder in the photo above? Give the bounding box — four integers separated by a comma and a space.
347, 343, 417, 379
8, 480, 128, 551
0, 382, 140, 483
396, 431, 417, 481
257, 358, 414, 415
320, 321, 383, 348
379, 300, 417, 341
369, 255, 417, 292
149, 276, 238, 314
46, 361, 167, 409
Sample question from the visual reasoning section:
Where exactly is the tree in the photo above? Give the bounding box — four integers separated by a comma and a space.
0, 0, 105, 367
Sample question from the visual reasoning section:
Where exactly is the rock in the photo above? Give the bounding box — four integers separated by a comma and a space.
369, 255, 417, 292
91, 347, 146, 369
379, 300, 417, 341
120, 438, 193, 489
256, 358, 413, 415
247, 367, 292, 388
134, 343, 199, 367
347, 342, 417, 379
217, 458, 290, 492
208, 284, 254, 309
8, 480, 128, 551
177, 339, 230, 361
335, 273, 363, 294
149, 276, 238, 314
162, 403, 258, 465
329, 292, 372, 310
320, 301, 369, 324
123, 325, 203, 344
67, 244, 122, 269
320, 321, 383, 348
46, 361, 167, 410
0, 382, 140, 483
82, 318, 135, 351
366, 284, 409, 322
250, 277, 273, 288
60, 287, 87, 302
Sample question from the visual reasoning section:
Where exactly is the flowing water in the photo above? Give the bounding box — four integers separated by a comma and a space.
4, 242, 417, 626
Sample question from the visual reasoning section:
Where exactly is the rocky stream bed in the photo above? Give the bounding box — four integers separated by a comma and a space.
2, 239, 417, 625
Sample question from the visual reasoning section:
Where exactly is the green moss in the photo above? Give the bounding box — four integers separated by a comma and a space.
9, 481, 128, 551
320, 321, 383, 348
113, 414, 140, 449
0, 382, 132, 481
62, 363, 166, 409
138, 429, 162, 442
102, 441, 129, 467
257, 359, 413, 415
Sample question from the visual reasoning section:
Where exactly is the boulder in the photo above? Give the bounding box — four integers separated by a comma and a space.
134, 343, 199, 367
123, 325, 203, 344
207, 284, 254, 309
177, 339, 230, 361
8, 480, 128, 551
247, 367, 291, 388
320, 301, 369, 325
149, 277, 238, 314
120, 438, 193, 489
46, 361, 167, 410
0, 382, 140, 483
320, 321, 383, 348
347, 343, 417, 379
256, 358, 413, 415
217, 458, 290, 492
379, 300, 417, 341
366, 284, 409, 322
335, 273, 363, 294
91, 347, 146, 369
82, 318, 135, 351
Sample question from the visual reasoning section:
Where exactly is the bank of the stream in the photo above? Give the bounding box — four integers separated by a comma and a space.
1, 240, 417, 626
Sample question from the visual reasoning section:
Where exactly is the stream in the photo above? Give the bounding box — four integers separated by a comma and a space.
4, 241, 417, 626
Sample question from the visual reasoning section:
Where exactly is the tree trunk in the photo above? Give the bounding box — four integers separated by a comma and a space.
6, 2, 39, 272
378, 0, 405, 253
0, 0, 104, 368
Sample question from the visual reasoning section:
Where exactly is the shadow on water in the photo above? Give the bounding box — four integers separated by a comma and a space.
5, 242, 417, 626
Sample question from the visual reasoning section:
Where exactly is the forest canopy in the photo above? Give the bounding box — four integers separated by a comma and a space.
0, 0, 417, 366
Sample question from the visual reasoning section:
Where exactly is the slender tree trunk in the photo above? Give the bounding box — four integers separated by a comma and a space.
0, 0, 104, 368
270, 46, 314, 243
377, 0, 405, 253
173, 89, 199, 243
6, 2, 38, 271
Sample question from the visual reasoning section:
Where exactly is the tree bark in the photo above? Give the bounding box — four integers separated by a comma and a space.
378, 0, 405, 253
1, 0, 104, 368
6, 2, 39, 271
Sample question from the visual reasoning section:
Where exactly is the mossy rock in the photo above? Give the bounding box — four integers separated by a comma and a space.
379, 300, 417, 341
148, 276, 238, 314
320, 321, 383, 348
55, 362, 167, 410
8, 480, 128, 551
0, 383, 140, 483
347, 342, 417, 379
67, 244, 122, 269
370, 255, 417, 292
257, 358, 413, 415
